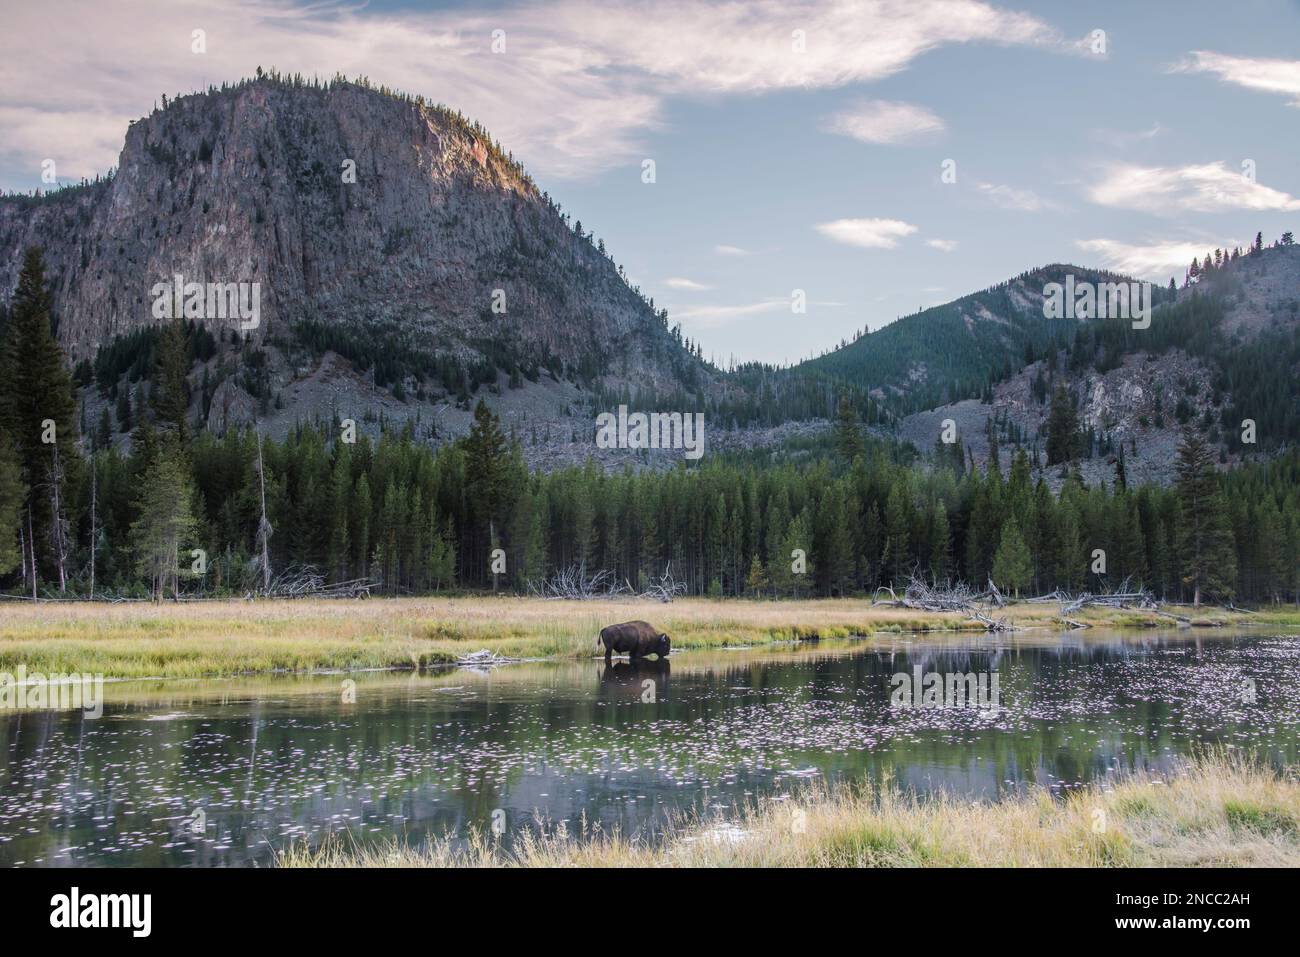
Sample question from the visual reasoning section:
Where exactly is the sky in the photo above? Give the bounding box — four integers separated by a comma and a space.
1, 0, 1298, 366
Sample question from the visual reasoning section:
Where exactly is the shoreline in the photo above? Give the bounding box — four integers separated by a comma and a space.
1, 595, 1296, 680
280, 753, 1300, 868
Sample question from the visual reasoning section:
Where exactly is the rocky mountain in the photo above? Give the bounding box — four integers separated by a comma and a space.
1, 74, 1294, 485
0, 74, 708, 415
895, 241, 1300, 486
794, 263, 1173, 414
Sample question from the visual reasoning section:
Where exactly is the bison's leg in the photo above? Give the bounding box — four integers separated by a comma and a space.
603, 639, 613, 664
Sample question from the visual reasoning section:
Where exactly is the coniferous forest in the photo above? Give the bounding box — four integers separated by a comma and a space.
1, 246, 1295, 607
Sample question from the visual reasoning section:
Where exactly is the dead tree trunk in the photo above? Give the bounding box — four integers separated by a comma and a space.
88, 456, 97, 600
255, 430, 272, 594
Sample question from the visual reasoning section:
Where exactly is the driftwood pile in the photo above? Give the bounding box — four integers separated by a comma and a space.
640, 566, 689, 603
1030, 577, 1182, 628
527, 565, 625, 600
872, 571, 1198, 632
457, 649, 516, 667
527, 564, 687, 603
1057, 577, 1157, 615
872, 575, 1015, 631
253, 565, 374, 599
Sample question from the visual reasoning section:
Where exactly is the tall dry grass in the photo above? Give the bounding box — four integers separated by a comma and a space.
279, 753, 1300, 868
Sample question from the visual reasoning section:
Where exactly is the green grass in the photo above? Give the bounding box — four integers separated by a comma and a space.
278, 753, 1300, 868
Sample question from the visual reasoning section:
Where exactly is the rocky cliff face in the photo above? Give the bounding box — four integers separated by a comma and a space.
0, 77, 696, 394
896, 244, 1300, 486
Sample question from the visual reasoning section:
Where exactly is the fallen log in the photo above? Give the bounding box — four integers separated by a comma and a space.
970, 612, 1016, 632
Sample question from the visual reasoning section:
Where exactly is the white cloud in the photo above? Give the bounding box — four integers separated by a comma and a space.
1076, 238, 1235, 281
926, 238, 958, 252
566, 0, 1059, 94
822, 99, 944, 145
1171, 51, 1300, 107
975, 181, 1061, 212
714, 244, 752, 256
0, 0, 1067, 185
815, 217, 918, 249
1087, 162, 1300, 214
673, 298, 789, 327
663, 277, 712, 291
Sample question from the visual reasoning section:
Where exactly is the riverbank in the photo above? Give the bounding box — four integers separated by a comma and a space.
1, 595, 1296, 678
281, 754, 1300, 867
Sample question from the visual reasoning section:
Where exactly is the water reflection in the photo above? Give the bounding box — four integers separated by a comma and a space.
0, 629, 1295, 867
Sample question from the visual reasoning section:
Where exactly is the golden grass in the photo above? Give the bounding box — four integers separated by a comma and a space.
0, 595, 1287, 678
279, 753, 1300, 868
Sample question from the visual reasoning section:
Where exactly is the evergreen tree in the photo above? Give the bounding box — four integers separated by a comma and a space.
327, 445, 352, 581
0, 247, 78, 587
1253, 499, 1285, 603
115, 387, 132, 433
745, 553, 768, 596
0, 436, 24, 575
129, 446, 198, 601
152, 319, 190, 440
882, 483, 911, 585
992, 516, 1032, 595
460, 399, 510, 583
1174, 428, 1236, 606
816, 484, 853, 596
1046, 385, 1079, 465
835, 393, 864, 463
929, 500, 951, 583
96, 407, 112, 450
776, 511, 812, 597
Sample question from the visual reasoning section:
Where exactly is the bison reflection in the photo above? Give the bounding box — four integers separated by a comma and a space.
599, 658, 670, 702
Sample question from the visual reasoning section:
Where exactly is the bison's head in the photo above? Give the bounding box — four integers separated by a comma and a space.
656, 633, 671, 657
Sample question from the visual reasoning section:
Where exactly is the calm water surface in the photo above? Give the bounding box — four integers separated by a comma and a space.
2, 628, 1297, 866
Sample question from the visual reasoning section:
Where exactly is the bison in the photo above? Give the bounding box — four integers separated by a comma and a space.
598, 620, 670, 662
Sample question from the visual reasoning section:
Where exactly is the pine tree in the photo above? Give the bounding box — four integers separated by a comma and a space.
1174, 428, 1236, 606
0, 435, 24, 575
745, 553, 768, 596
776, 511, 812, 597
817, 484, 853, 596
461, 399, 510, 584
129, 446, 198, 601
835, 393, 864, 463
327, 445, 352, 581
1253, 499, 1285, 603
1046, 385, 1079, 466
992, 516, 1032, 596
96, 407, 112, 450
882, 483, 911, 585
116, 388, 132, 432
152, 319, 190, 439
929, 500, 951, 583
0, 247, 78, 588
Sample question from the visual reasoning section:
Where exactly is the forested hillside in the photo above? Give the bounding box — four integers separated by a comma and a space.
1, 243, 1294, 606
791, 265, 1173, 414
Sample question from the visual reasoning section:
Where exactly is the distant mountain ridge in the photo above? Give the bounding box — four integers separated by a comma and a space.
794, 264, 1172, 414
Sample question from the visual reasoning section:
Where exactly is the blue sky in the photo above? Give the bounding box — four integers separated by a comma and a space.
2, 0, 1298, 364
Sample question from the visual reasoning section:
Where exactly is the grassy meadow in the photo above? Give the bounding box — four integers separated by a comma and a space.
280, 753, 1300, 868
0, 594, 1295, 679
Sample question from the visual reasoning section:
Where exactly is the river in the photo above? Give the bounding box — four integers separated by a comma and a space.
1, 628, 1296, 866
